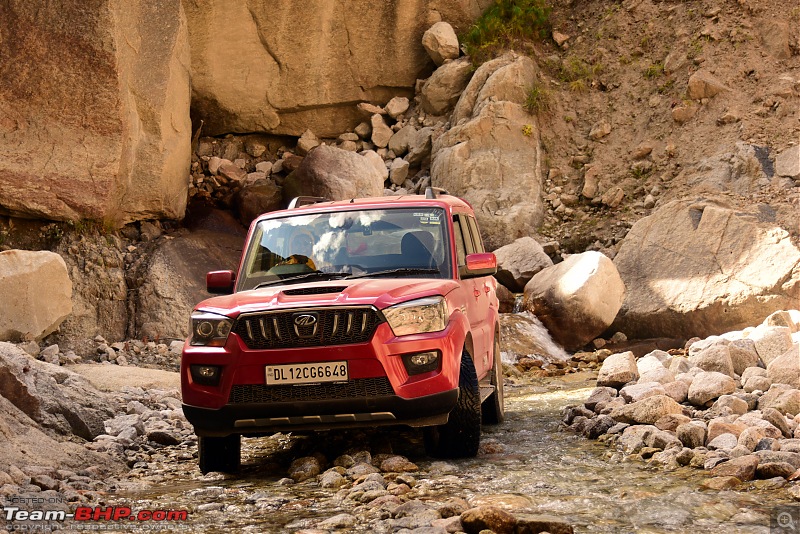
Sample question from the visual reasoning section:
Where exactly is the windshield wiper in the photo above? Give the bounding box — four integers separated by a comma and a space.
346, 268, 440, 279
253, 271, 350, 289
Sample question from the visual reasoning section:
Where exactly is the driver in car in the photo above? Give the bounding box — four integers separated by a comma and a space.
282, 231, 317, 270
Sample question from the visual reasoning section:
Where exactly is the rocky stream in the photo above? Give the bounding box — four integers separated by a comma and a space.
106, 374, 795, 533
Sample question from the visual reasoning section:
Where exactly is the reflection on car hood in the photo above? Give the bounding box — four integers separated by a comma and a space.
195, 278, 461, 318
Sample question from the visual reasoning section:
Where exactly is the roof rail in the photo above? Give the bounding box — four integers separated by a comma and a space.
424, 186, 449, 199
288, 196, 329, 209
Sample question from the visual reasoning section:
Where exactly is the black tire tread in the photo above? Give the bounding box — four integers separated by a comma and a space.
424, 351, 481, 458
482, 335, 505, 425
198, 434, 241, 474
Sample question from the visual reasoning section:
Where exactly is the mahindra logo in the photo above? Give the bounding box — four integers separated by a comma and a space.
293, 313, 319, 338
294, 314, 318, 327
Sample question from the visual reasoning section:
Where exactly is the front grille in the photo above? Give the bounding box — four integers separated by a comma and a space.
232, 307, 383, 349
282, 286, 347, 296
229, 377, 395, 403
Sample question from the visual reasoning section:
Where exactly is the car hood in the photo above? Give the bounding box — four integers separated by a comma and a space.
194, 278, 461, 318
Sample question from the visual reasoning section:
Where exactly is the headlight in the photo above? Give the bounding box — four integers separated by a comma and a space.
383, 296, 449, 337
189, 312, 233, 347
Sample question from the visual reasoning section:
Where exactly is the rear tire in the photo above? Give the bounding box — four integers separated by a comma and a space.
482, 335, 505, 425
198, 434, 241, 474
424, 350, 481, 458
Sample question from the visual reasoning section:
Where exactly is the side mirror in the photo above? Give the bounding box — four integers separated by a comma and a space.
463, 253, 497, 278
207, 270, 235, 294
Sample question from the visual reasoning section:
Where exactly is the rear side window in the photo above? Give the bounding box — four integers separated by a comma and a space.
452, 216, 467, 268
466, 216, 485, 253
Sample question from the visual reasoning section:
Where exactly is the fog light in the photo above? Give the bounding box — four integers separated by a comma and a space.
401, 351, 440, 375
191, 364, 221, 386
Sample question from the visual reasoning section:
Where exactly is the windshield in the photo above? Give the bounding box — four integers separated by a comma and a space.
237, 207, 452, 291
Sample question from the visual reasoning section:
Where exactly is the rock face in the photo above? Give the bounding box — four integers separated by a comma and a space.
0, 251, 73, 341
612, 199, 800, 339
432, 54, 543, 251
0, 0, 191, 224
523, 252, 626, 351
285, 145, 385, 201
131, 209, 245, 340
184, 1, 490, 137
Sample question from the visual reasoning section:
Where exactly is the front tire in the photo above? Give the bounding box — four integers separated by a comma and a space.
424, 350, 481, 458
482, 335, 505, 425
198, 434, 241, 474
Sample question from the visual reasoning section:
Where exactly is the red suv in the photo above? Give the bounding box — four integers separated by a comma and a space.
181, 189, 503, 473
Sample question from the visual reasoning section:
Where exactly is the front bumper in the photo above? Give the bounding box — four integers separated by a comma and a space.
183, 387, 459, 436
181, 317, 468, 436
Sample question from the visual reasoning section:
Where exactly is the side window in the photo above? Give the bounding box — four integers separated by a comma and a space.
466, 217, 485, 254
452, 216, 467, 267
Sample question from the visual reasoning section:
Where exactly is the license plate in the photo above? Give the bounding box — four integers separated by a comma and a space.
265, 361, 349, 385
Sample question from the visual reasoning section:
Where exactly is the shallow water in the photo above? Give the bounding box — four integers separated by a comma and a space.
117, 378, 796, 533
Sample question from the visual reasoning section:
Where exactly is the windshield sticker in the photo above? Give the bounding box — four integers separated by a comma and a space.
413, 211, 441, 225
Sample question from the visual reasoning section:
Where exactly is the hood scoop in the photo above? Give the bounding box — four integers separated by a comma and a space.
282, 286, 347, 296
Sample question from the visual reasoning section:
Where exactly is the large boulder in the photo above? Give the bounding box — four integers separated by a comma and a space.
0, 251, 72, 342
0, 342, 113, 439
0, 0, 191, 224
419, 57, 473, 116
612, 199, 800, 339
522, 252, 626, 351
432, 104, 543, 250
184, 1, 490, 137
284, 145, 385, 201
421, 22, 460, 66
493, 237, 553, 292
452, 52, 535, 126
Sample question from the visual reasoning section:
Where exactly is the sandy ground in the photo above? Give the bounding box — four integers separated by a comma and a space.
69, 364, 181, 393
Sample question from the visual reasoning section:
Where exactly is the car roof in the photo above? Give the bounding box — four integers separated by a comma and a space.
255, 194, 473, 222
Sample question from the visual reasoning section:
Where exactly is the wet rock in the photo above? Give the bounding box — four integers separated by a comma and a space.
316, 513, 357, 529
756, 462, 796, 480
585, 387, 618, 412
319, 469, 346, 489
346, 462, 379, 478
515, 513, 575, 534
289, 456, 322, 482
701, 476, 742, 490
460, 506, 516, 534
380, 455, 418, 473
709, 455, 759, 481
677, 422, 707, 449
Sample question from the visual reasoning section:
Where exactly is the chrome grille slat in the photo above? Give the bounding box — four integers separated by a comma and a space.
232, 307, 382, 349
229, 377, 395, 403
